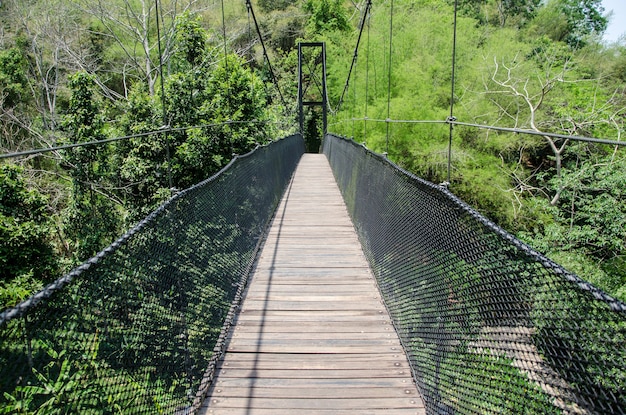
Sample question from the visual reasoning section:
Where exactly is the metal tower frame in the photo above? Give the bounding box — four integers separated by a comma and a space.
297, 42, 328, 138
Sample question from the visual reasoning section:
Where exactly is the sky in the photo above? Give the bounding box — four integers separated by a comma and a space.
603, 0, 626, 43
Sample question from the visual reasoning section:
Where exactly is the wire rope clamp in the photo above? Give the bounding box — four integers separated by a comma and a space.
446, 116, 457, 123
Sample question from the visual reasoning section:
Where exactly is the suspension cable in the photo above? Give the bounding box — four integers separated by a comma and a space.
351, 118, 449, 124
364, 12, 371, 142
221, 0, 229, 74
449, 120, 626, 147
337, 0, 373, 112
447, 0, 459, 183
0, 120, 291, 160
338, 116, 626, 147
246, 0, 288, 111
385, 0, 394, 154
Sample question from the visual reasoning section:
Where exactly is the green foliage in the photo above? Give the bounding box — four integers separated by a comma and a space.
172, 12, 208, 69
0, 165, 57, 309
259, 0, 295, 12
0, 47, 29, 108
115, 83, 169, 222
1, 342, 99, 414
61, 72, 120, 260
532, 287, 626, 411
304, 0, 350, 34
441, 352, 560, 413
457, 0, 542, 28
324, 0, 625, 305
519, 154, 626, 301
264, 6, 307, 53
529, 0, 607, 47
557, 158, 626, 258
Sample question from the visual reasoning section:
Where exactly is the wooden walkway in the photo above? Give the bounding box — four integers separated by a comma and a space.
199, 154, 425, 415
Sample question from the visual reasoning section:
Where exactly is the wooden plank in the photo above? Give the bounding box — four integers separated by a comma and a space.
199, 408, 421, 415
233, 309, 391, 321
203, 397, 422, 410
201, 154, 424, 414
249, 267, 374, 277
209, 369, 411, 379
206, 386, 417, 398
244, 285, 376, 294
249, 274, 371, 282
239, 300, 385, 312
218, 354, 409, 369
241, 294, 380, 302
224, 343, 404, 355
231, 322, 394, 332
212, 377, 416, 388
228, 331, 396, 340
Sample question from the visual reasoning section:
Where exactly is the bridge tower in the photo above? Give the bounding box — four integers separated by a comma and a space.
298, 42, 327, 152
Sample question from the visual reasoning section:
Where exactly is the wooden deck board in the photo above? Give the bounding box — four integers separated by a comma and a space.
199, 154, 424, 415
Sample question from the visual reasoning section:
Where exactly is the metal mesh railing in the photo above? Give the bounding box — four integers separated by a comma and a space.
0, 134, 304, 414
323, 133, 626, 415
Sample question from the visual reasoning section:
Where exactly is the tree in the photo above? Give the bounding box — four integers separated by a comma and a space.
304, 0, 350, 34
172, 11, 208, 70
116, 16, 272, 215
457, 0, 542, 27
72, 0, 207, 97
173, 54, 270, 187
0, 47, 29, 109
529, 0, 607, 48
482, 37, 622, 205
61, 72, 120, 260
0, 164, 57, 309
0, 45, 35, 153
259, 0, 294, 12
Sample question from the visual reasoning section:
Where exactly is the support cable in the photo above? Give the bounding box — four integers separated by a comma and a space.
386, 0, 394, 154
337, 0, 372, 112
352, 118, 449, 124
220, 0, 234, 156
332, 117, 626, 147
448, 120, 626, 147
0, 120, 288, 160
221, 0, 229, 75
155, 0, 173, 190
447, 0, 459, 184
246, 0, 288, 112
364, 11, 370, 142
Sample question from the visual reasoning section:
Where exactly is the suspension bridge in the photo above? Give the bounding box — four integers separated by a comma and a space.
1, 0, 625, 413
1, 133, 624, 414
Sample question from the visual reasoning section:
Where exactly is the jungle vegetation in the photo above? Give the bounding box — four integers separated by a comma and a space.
0, 0, 624, 310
